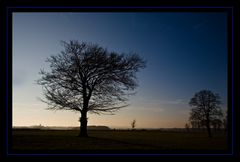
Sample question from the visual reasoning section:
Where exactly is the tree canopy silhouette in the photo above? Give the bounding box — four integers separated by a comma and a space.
37, 40, 146, 137
189, 90, 223, 137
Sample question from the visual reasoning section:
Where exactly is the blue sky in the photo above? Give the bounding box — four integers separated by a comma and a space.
13, 12, 227, 128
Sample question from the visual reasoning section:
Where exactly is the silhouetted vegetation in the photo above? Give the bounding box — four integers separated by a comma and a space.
189, 90, 223, 138
185, 123, 190, 132
131, 119, 136, 130
223, 110, 228, 132
37, 40, 146, 137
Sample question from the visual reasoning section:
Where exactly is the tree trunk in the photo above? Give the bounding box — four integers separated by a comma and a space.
79, 111, 88, 137
79, 83, 89, 137
206, 121, 212, 138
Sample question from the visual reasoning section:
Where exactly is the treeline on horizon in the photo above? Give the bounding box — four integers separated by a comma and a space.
12, 125, 227, 132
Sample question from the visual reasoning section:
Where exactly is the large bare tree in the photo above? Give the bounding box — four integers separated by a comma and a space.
189, 90, 223, 137
37, 40, 146, 137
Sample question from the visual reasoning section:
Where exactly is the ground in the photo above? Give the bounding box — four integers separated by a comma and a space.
11, 129, 228, 154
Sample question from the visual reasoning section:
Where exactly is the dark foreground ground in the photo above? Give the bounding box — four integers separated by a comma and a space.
11, 129, 228, 154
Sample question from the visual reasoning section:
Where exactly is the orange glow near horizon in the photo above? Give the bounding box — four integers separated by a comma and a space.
12, 102, 189, 129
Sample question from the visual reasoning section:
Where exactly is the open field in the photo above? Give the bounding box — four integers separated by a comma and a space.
12, 129, 228, 154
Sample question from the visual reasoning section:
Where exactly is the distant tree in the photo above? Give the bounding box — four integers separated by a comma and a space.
190, 120, 203, 130
37, 40, 146, 137
131, 119, 136, 130
189, 90, 223, 137
223, 110, 228, 132
211, 118, 223, 131
185, 123, 190, 132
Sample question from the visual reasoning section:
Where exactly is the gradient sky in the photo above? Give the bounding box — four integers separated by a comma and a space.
13, 12, 228, 129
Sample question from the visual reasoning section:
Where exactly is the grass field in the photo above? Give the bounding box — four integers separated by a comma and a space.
12, 129, 228, 154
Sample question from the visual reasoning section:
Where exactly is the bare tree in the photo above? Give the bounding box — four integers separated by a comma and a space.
211, 118, 223, 131
37, 40, 146, 137
190, 120, 203, 130
185, 123, 190, 132
223, 110, 228, 132
131, 119, 136, 130
189, 90, 223, 138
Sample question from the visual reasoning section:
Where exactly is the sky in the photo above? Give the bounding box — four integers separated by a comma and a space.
12, 12, 228, 129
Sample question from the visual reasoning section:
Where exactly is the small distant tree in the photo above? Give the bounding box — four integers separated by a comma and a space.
131, 119, 136, 130
189, 90, 223, 138
190, 120, 203, 130
223, 110, 228, 132
211, 118, 223, 131
185, 123, 190, 132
